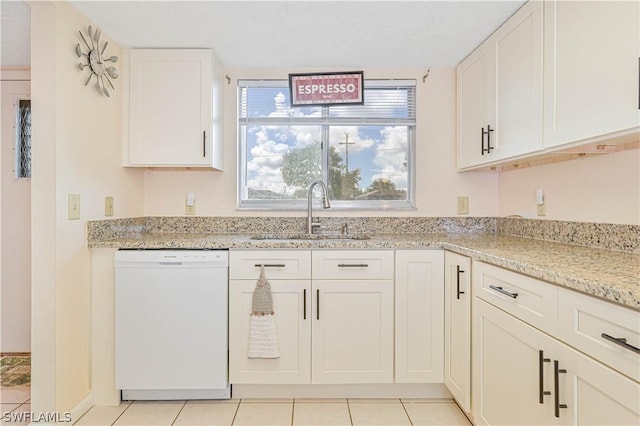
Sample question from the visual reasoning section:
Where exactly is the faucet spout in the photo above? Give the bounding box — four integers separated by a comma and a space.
307, 179, 331, 234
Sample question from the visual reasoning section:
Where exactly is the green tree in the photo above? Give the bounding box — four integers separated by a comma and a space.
281, 143, 322, 196
280, 143, 362, 200
329, 146, 361, 200
363, 178, 406, 200
367, 178, 397, 192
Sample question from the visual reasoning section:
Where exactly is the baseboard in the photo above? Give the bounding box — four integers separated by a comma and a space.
232, 383, 452, 399
70, 393, 95, 424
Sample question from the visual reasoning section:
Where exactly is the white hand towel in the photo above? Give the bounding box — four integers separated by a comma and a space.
248, 265, 280, 359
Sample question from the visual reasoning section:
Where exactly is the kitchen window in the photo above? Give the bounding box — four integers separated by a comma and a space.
238, 79, 416, 210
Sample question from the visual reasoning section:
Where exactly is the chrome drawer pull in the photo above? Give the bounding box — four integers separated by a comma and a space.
489, 285, 518, 299
601, 333, 640, 354
254, 263, 285, 268
337, 263, 369, 268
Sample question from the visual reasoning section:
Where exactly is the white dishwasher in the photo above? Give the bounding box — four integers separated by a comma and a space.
115, 249, 230, 400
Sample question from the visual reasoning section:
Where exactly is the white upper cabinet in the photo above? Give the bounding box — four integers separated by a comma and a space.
457, 43, 495, 168
543, 0, 640, 149
125, 49, 223, 169
493, 0, 543, 159
457, 0, 543, 169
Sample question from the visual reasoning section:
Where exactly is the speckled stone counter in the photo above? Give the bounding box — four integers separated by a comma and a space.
88, 228, 640, 310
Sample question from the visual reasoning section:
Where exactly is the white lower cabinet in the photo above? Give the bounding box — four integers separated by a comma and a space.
557, 343, 640, 426
395, 250, 444, 383
312, 279, 394, 384
472, 263, 640, 426
444, 251, 471, 412
473, 297, 556, 425
228, 279, 311, 384
229, 249, 395, 385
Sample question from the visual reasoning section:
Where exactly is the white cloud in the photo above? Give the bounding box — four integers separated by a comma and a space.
329, 126, 375, 153
371, 126, 408, 189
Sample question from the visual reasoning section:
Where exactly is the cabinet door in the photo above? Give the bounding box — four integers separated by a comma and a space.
229, 279, 311, 384
473, 298, 556, 426
395, 250, 444, 383
444, 251, 471, 412
492, 0, 543, 159
557, 343, 640, 426
544, 0, 640, 148
128, 49, 212, 166
312, 280, 394, 384
457, 44, 495, 169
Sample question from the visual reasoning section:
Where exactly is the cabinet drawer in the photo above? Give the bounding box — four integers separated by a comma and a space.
558, 288, 640, 382
230, 250, 311, 280
312, 250, 394, 280
473, 261, 558, 335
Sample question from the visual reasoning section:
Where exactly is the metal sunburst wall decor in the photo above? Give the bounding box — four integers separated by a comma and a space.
76, 25, 119, 98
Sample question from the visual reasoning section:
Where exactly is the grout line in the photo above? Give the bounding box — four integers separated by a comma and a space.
399, 399, 414, 426
346, 398, 354, 426
230, 399, 241, 425
291, 398, 295, 426
170, 400, 187, 426
110, 400, 132, 426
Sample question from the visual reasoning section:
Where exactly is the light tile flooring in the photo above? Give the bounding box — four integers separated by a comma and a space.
1, 386, 31, 426
73, 398, 471, 426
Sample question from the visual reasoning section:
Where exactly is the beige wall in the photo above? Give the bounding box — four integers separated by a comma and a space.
30, 0, 144, 416
143, 68, 500, 218
1, 78, 31, 353
498, 148, 640, 225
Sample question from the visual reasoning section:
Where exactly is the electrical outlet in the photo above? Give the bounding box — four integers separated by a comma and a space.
185, 202, 196, 215
105, 196, 114, 217
457, 196, 469, 215
68, 194, 80, 220
537, 203, 546, 216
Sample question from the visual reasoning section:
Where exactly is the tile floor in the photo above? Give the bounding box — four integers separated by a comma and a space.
1, 387, 31, 426
72, 398, 471, 426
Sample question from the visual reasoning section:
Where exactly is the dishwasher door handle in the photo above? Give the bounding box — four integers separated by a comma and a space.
159, 261, 183, 266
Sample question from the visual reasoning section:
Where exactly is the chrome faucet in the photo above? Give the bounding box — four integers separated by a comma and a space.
306, 179, 331, 234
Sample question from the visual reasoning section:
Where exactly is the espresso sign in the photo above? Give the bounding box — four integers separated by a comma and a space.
289, 71, 364, 106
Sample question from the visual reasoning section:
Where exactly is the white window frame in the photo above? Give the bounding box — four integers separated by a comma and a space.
237, 79, 416, 210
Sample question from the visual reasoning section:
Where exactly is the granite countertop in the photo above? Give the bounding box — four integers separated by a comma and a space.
89, 231, 640, 310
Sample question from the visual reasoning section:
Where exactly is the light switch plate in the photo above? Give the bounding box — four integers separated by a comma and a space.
68, 194, 80, 220
457, 196, 469, 215
105, 196, 114, 216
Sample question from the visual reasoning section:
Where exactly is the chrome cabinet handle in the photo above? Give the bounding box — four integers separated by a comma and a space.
601, 333, 640, 354
456, 265, 465, 300
539, 350, 551, 404
554, 360, 568, 417
316, 289, 320, 320
203, 131, 206, 157
337, 263, 369, 268
254, 263, 285, 268
489, 285, 518, 299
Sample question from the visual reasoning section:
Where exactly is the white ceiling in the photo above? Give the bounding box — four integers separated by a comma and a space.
2, 0, 527, 69
1, 0, 31, 68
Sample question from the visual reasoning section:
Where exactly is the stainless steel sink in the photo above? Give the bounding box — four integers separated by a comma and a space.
250, 233, 371, 241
